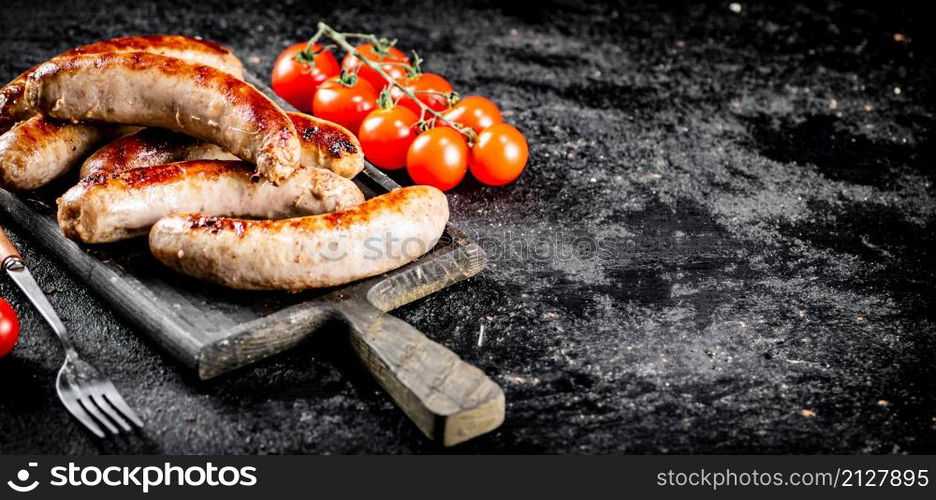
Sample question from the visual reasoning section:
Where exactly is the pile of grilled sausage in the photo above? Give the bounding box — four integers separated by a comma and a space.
0, 35, 448, 290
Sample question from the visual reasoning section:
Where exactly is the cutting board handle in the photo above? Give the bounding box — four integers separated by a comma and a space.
335, 299, 504, 446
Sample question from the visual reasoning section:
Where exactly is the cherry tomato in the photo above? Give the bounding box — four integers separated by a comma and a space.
391, 73, 453, 115
406, 127, 468, 191
312, 75, 378, 133
441, 96, 503, 134
470, 123, 529, 186
341, 44, 410, 92
0, 298, 19, 358
358, 105, 419, 170
271, 43, 340, 113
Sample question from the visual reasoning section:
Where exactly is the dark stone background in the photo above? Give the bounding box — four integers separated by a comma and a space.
0, 0, 933, 454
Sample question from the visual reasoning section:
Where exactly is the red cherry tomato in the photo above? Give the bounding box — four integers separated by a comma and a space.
441, 96, 503, 134
391, 73, 453, 115
0, 298, 19, 358
341, 44, 410, 92
358, 105, 419, 170
312, 76, 378, 133
470, 123, 529, 186
271, 43, 340, 113
406, 127, 468, 191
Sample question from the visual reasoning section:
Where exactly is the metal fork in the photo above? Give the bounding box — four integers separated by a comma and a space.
0, 226, 142, 438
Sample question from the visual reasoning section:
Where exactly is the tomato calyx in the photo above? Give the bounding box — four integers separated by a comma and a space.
337, 67, 359, 87
367, 36, 399, 57
292, 43, 340, 76
410, 88, 461, 108
461, 125, 478, 146
294, 46, 323, 65
445, 90, 462, 107
414, 119, 476, 144
405, 51, 424, 78
415, 120, 434, 134
377, 89, 396, 110
273, 43, 340, 113
400, 53, 460, 109
359, 105, 419, 170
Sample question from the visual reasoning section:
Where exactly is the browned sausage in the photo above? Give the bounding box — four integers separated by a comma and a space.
80, 112, 363, 179
0, 35, 246, 190
0, 35, 244, 133
149, 186, 449, 290
58, 160, 364, 244
287, 112, 364, 179
79, 127, 237, 178
24, 52, 300, 183
0, 115, 133, 191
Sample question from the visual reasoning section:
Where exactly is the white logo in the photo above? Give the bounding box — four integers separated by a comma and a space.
7, 462, 39, 493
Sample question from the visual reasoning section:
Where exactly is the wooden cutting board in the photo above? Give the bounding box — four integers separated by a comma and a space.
0, 73, 504, 446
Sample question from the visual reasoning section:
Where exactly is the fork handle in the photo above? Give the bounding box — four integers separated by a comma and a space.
1, 226, 73, 354
0, 226, 22, 267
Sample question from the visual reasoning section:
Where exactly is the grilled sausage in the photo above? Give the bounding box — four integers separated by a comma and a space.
1, 35, 244, 133
80, 112, 363, 179
79, 127, 237, 178
149, 186, 448, 290
24, 52, 300, 183
58, 160, 364, 244
0, 35, 246, 190
288, 112, 364, 179
0, 115, 133, 191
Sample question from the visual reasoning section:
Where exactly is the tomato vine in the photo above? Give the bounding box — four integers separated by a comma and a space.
304, 22, 478, 144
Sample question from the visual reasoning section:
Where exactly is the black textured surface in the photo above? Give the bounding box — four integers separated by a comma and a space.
1, 0, 934, 454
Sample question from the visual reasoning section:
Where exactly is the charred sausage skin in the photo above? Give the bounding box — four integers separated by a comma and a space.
24, 52, 300, 183
0, 34, 244, 133
0, 34, 246, 190
81, 112, 363, 179
0, 115, 134, 191
149, 186, 449, 290
58, 160, 364, 244
79, 127, 237, 178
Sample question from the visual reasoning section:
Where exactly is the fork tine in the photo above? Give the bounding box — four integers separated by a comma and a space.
10, 249, 143, 438
78, 395, 119, 435
91, 390, 132, 432
60, 394, 106, 438
99, 384, 143, 428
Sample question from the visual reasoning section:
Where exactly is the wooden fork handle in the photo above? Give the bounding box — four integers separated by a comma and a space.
0, 225, 22, 266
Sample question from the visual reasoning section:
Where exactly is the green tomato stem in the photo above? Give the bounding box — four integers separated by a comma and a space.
314, 22, 475, 142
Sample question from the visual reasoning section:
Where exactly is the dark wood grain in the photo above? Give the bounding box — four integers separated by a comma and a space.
340, 297, 504, 446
